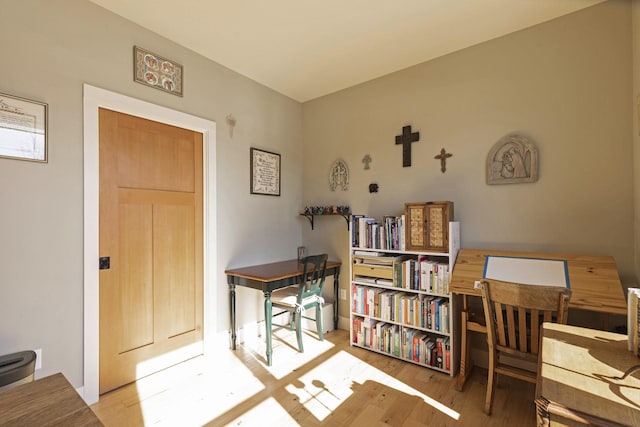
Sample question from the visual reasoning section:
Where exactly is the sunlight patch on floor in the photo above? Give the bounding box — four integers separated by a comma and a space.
134, 350, 266, 426
241, 327, 336, 380
223, 397, 300, 427
287, 350, 460, 422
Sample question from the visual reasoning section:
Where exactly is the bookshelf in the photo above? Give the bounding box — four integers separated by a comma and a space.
349, 216, 460, 376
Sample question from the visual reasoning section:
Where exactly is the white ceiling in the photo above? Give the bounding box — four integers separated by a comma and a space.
89, 0, 605, 102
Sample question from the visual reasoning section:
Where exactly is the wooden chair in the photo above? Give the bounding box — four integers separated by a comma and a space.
479, 279, 571, 415
270, 254, 328, 353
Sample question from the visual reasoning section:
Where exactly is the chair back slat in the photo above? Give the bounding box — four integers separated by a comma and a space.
505, 306, 516, 349
494, 301, 507, 345
530, 311, 540, 354
517, 307, 527, 352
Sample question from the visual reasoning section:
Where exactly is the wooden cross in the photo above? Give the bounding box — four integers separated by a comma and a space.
362, 154, 372, 170
395, 125, 420, 167
434, 148, 453, 173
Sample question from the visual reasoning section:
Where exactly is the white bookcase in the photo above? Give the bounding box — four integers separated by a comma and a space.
349, 221, 460, 375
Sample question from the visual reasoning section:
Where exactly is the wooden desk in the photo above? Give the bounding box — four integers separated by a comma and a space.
225, 259, 341, 366
536, 323, 640, 426
450, 248, 626, 391
0, 373, 103, 426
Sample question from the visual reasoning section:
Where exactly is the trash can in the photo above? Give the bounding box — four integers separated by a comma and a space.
0, 350, 37, 390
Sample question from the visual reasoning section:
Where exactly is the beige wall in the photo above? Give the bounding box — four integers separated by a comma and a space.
0, 0, 637, 393
0, 0, 303, 387
302, 0, 636, 322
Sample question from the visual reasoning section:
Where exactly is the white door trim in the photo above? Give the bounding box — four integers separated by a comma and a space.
82, 84, 217, 404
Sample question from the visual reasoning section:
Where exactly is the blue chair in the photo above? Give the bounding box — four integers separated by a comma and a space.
270, 254, 328, 353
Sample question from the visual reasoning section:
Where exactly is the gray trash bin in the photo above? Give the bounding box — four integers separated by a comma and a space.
0, 350, 37, 390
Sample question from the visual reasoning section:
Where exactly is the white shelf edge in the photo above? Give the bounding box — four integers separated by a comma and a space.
350, 313, 451, 337
350, 342, 451, 374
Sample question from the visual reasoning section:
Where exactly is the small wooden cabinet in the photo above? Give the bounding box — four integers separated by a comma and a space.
405, 201, 454, 252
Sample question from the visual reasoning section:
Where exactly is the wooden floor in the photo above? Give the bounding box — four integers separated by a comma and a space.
91, 329, 536, 426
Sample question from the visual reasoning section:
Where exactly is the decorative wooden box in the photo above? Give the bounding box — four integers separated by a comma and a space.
404, 201, 454, 252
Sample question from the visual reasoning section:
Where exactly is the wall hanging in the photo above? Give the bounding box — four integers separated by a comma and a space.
395, 125, 420, 167
434, 148, 452, 173
250, 147, 281, 196
487, 134, 538, 184
329, 159, 349, 191
134, 46, 183, 96
362, 154, 372, 170
0, 92, 47, 162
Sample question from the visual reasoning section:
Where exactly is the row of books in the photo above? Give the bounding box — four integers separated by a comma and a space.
352, 256, 451, 293
351, 284, 450, 333
393, 257, 450, 294
352, 316, 450, 369
351, 214, 405, 250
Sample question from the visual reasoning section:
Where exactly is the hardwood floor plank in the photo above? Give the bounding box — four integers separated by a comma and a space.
92, 329, 536, 426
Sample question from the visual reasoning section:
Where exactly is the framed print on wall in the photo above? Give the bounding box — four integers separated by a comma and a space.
250, 147, 281, 196
133, 46, 183, 96
0, 92, 48, 162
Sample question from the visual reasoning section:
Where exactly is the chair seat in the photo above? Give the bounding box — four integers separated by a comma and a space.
272, 286, 321, 308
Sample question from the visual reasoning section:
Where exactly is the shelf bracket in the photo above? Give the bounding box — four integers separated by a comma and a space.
301, 213, 315, 230
341, 214, 350, 230
299, 213, 351, 230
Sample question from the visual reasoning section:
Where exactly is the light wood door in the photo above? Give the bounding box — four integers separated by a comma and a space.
99, 108, 203, 394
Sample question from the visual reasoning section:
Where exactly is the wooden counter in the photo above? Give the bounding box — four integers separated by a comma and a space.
536, 323, 640, 426
0, 373, 103, 426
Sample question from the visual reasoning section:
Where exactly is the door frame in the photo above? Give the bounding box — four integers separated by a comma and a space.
82, 84, 216, 404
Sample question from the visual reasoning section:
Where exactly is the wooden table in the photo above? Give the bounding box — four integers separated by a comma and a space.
0, 373, 103, 426
536, 322, 640, 426
225, 259, 341, 366
450, 248, 626, 391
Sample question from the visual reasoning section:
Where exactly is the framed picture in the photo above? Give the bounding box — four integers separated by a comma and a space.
0, 92, 48, 162
133, 46, 183, 96
250, 147, 281, 196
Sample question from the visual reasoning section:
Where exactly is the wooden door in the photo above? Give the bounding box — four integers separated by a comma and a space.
99, 108, 203, 394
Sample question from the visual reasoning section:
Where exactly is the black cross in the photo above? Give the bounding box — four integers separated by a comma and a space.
395, 125, 420, 167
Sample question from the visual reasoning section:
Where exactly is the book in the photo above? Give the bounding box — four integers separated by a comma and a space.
353, 250, 386, 257
351, 214, 364, 247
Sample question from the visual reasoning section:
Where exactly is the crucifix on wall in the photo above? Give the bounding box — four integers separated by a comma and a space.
362, 154, 372, 170
395, 125, 420, 167
435, 148, 453, 173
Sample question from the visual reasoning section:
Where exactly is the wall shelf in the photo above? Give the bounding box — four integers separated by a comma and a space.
300, 212, 351, 230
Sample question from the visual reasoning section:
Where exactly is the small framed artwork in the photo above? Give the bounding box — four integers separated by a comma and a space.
0, 92, 48, 162
250, 147, 281, 196
133, 46, 183, 96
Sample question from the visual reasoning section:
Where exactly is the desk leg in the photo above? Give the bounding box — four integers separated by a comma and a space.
229, 283, 237, 350
456, 308, 473, 391
264, 291, 273, 366
333, 269, 341, 330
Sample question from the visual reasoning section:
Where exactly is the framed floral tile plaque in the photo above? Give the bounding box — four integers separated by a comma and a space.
133, 46, 183, 96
